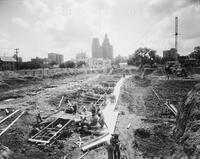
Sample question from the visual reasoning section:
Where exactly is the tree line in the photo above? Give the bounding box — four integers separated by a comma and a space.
127, 46, 200, 67
19, 60, 86, 70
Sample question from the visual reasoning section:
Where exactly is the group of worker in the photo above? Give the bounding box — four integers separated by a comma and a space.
77, 102, 107, 134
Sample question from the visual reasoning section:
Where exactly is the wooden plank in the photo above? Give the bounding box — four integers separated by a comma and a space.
28, 138, 50, 144
0, 111, 25, 136
0, 109, 20, 124
77, 151, 89, 159
94, 94, 105, 106
169, 103, 178, 114
164, 103, 177, 116
152, 88, 162, 101
58, 96, 64, 108
30, 118, 59, 139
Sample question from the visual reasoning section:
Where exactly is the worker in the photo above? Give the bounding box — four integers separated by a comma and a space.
72, 102, 77, 115
97, 111, 107, 128
96, 104, 100, 115
65, 101, 76, 114
90, 112, 99, 127
90, 102, 96, 114
79, 115, 91, 133
110, 134, 121, 159
82, 106, 87, 115
35, 106, 42, 124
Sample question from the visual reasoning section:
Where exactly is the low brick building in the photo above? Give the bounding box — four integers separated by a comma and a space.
0, 56, 17, 71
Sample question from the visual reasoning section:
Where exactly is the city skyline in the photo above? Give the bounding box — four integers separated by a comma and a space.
0, 0, 200, 61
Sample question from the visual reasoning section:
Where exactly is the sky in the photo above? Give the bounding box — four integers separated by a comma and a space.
0, 0, 200, 61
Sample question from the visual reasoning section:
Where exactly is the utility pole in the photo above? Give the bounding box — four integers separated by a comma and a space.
14, 48, 19, 70
175, 16, 179, 61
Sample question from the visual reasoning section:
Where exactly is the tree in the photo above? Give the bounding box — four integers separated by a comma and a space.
113, 55, 127, 65
59, 61, 75, 68
49, 61, 58, 66
19, 61, 47, 69
127, 47, 160, 67
189, 46, 200, 60
76, 61, 86, 68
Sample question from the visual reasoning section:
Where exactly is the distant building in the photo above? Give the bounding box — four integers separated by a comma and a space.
92, 38, 102, 58
163, 48, 178, 60
91, 34, 113, 59
0, 56, 17, 70
88, 58, 111, 70
31, 57, 51, 65
76, 52, 87, 60
48, 53, 64, 65
102, 34, 113, 59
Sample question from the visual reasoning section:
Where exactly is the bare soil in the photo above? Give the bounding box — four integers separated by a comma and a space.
1, 70, 200, 159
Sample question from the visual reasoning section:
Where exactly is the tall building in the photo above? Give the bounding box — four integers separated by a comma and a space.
102, 34, 113, 59
91, 34, 113, 59
48, 53, 64, 65
92, 38, 102, 58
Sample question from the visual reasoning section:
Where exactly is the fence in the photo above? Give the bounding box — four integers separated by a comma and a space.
16, 68, 87, 77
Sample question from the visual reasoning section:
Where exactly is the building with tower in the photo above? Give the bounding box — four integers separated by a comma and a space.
101, 34, 113, 59
91, 34, 113, 59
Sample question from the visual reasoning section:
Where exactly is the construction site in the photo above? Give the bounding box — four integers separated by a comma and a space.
1, 66, 200, 159
1, 0, 200, 158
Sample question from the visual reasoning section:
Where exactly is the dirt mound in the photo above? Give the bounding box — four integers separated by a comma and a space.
175, 84, 200, 158
134, 124, 176, 158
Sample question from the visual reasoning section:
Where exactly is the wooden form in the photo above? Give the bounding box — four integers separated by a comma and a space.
29, 118, 72, 144
0, 111, 25, 136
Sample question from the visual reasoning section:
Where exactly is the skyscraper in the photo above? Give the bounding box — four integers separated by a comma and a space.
92, 38, 102, 58
102, 34, 113, 59
91, 34, 113, 59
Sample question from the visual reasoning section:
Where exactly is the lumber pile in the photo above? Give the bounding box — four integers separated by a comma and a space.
81, 93, 105, 106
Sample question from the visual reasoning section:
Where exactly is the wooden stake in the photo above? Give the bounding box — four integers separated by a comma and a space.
58, 96, 64, 108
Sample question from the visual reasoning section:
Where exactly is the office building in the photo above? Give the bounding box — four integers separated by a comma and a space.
48, 53, 64, 65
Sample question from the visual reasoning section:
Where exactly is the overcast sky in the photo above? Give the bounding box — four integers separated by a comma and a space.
0, 0, 200, 61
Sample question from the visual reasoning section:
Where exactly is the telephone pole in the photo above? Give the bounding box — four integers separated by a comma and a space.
14, 48, 19, 70
175, 16, 179, 60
